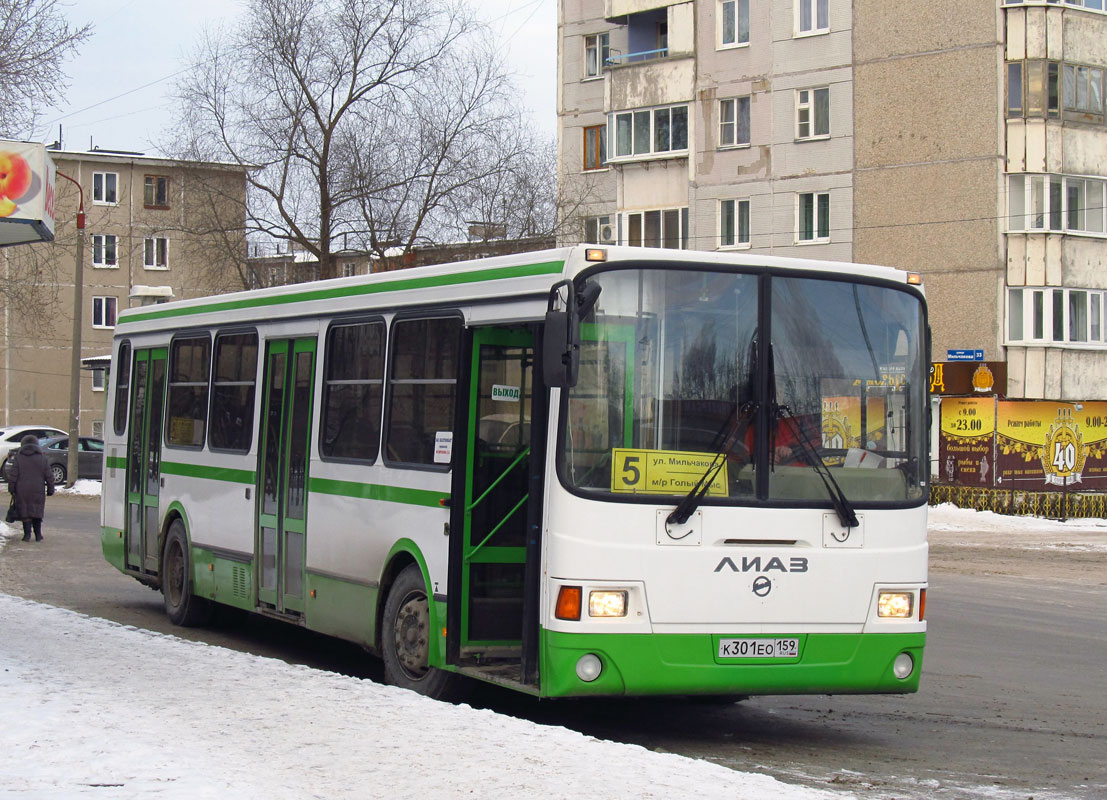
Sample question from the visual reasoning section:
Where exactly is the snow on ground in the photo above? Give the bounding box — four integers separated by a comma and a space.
53, 479, 104, 497
0, 594, 848, 799
0, 490, 1098, 798
927, 502, 1107, 533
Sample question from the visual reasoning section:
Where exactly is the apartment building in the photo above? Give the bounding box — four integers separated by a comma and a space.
1, 149, 247, 436
558, 0, 1107, 402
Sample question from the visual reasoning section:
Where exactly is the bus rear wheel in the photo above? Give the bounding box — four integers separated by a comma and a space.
382, 564, 463, 701
162, 519, 212, 627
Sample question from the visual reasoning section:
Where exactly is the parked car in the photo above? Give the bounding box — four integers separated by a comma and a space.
0, 425, 67, 462
2, 436, 104, 485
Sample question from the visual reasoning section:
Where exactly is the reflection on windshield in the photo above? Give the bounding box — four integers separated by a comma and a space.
558, 267, 927, 506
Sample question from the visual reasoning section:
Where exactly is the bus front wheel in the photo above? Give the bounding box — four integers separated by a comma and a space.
381, 564, 462, 701
162, 519, 212, 627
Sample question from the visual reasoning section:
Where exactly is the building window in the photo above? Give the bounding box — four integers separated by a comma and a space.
1007, 61, 1061, 119
1063, 63, 1105, 120
92, 234, 118, 268
92, 296, 118, 329
385, 316, 462, 467
92, 172, 118, 205
719, 96, 751, 147
719, 199, 750, 248
797, 192, 830, 242
609, 104, 689, 160
796, 0, 829, 34
91, 368, 106, 392
166, 335, 211, 448
621, 208, 688, 249
584, 215, 615, 244
1008, 174, 1107, 234
584, 125, 607, 170
720, 0, 750, 47
322, 321, 384, 462
342, 262, 356, 277
796, 88, 830, 139
144, 175, 170, 209
1008, 287, 1107, 346
92, 420, 105, 438
584, 33, 609, 79
209, 331, 258, 452
143, 237, 168, 269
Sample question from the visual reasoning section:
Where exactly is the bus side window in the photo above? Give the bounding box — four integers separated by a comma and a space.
209, 332, 259, 453
114, 341, 131, 436
385, 316, 462, 466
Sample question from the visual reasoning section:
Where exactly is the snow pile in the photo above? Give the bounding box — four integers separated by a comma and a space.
0, 595, 846, 799
55, 479, 102, 497
927, 503, 1107, 533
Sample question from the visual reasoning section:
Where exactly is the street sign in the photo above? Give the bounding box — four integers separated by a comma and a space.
947, 349, 984, 362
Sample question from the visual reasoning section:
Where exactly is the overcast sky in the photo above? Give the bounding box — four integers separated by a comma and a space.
37, 0, 556, 156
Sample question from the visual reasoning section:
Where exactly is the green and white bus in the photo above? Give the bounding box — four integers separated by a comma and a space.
101, 245, 929, 699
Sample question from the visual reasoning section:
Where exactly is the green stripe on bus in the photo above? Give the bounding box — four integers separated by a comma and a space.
105, 456, 126, 470
308, 477, 446, 508
160, 461, 256, 484
119, 260, 565, 324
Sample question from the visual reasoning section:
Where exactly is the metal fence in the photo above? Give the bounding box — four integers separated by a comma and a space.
929, 483, 1107, 520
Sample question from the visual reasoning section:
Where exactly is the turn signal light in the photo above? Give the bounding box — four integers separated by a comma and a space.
919, 589, 926, 621
906, 272, 923, 285
555, 586, 582, 621
585, 248, 607, 262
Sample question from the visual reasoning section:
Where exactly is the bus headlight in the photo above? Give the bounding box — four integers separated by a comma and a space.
877, 591, 914, 618
588, 590, 628, 617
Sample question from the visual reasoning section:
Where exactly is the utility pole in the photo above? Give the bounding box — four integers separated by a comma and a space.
57, 171, 85, 488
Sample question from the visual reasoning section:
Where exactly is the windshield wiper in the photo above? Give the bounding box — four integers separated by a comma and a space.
666, 400, 756, 527
775, 404, 859, 528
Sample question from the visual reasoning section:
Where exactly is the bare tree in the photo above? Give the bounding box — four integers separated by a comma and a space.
171, 0, 519, 281
0, 0, 91, 138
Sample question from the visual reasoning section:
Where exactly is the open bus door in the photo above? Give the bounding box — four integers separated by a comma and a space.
448, 325, 545, 690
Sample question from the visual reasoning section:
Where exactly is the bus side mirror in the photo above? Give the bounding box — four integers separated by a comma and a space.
543, 280, 580, 388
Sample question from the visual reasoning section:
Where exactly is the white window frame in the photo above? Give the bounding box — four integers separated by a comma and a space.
719, 96, 751, 148
1008, 173, 1107, 235
796, 0, 829, 36
584, 33, 609, 80
584, 215, 615, 245
92, 234, 118, 268
718, 0, 750, 48
92, 172, 118, 205
719, 198, 751, 249
91, 369, 106, 392
1008, 286, 1107, 347
608, 104, 689, 162
796, 191, 831, 243
143, 236, 169, 270
92, 296, 118, 330
796, 87, 830, 140
620, 207, 688, 249
342, 262, 356, 278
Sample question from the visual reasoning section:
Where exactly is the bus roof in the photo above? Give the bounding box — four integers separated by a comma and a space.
114, 245, 917, 336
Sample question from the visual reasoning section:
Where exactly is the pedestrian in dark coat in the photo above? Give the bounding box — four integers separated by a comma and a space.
9, 434, 55, 542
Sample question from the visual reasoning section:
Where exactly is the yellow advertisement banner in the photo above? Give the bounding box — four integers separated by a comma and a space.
611, 448, 728, 496
996, 401, 1107, 446
940, 397, 996, 439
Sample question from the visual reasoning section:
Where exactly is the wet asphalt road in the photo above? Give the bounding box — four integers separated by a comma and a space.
2, 493, 1105, 799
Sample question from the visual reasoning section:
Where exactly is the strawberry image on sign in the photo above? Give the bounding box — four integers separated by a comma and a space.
0, 151, 33, 217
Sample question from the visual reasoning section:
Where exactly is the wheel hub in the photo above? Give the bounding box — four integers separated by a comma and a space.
394, 592, 430, 679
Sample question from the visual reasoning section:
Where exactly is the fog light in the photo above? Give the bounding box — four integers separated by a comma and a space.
877, 591, 913, 618
588, 590, 627, 617
893, 652, 914, 680
576, 653, 602, 682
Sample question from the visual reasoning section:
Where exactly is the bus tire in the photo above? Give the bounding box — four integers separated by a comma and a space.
162, 519, 212, 627
382, 564, 463, 701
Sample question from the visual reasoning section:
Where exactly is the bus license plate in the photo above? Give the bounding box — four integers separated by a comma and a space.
717, 638, 799, 659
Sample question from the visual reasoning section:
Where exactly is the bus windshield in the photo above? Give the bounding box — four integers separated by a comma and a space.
558, 266, 928, 506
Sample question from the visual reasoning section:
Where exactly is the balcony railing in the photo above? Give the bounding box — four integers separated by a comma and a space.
606, 47, 668, 66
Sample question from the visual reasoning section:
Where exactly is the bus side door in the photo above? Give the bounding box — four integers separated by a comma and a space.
125, 347, 167, 575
